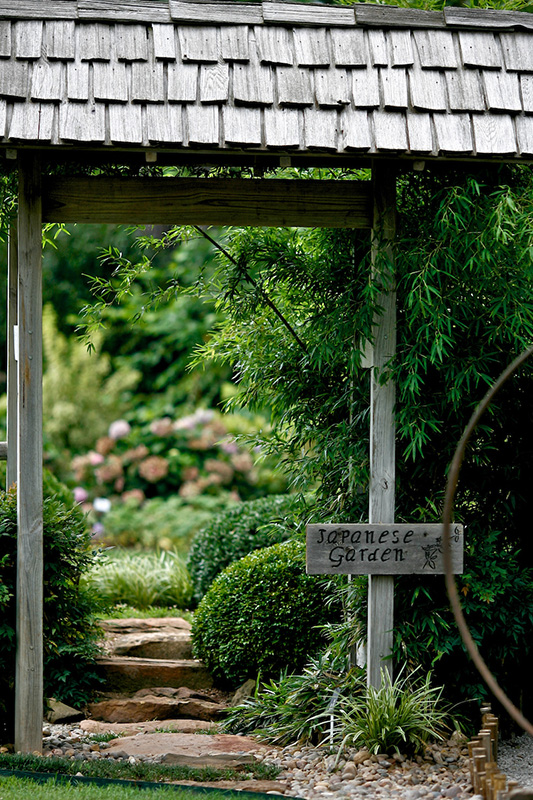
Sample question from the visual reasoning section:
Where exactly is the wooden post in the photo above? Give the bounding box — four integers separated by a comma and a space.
367, 163, 397, 689
15, 153, 43, 754
7, 220, 18, 488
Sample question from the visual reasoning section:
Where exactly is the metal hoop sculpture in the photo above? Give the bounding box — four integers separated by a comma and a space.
442, 343, 533, 734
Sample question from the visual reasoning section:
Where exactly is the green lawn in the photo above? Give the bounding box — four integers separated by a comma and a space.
0, 775, 241, 800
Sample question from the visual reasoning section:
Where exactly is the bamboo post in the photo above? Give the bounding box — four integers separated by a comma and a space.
7, 220, 18, 487
15, 153, 43, 755
367, 163, 397, 689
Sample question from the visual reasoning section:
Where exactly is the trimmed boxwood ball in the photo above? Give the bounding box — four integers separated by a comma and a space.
187, 494, 297, 603
191, 539, 339, 686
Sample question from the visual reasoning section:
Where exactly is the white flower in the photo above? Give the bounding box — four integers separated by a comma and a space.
108, 419, 131, 440
93, 496, 112, 514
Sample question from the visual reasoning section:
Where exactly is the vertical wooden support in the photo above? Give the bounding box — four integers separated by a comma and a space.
7, 221, 18, 488
367, 163, 397, 689
15, 153, 43, 754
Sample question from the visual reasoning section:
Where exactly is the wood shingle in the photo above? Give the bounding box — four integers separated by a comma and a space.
1, 1, 533, 161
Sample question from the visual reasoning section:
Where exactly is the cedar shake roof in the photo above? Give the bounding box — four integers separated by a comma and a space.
1, 0, 533, 161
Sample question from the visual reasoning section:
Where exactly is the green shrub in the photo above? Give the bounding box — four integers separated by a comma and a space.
191, 540, 339, 686
187, 494, 297, 603
0, 483, 104, 742
83, 548, 192, 610
101, 494, 236, 554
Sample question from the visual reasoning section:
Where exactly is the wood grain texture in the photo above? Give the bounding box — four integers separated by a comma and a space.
516, 115, 533, 155
221, 26, 249, 63
473, 113, 517, 154
200, 62, 229, 104
434, 112, 473, 152
341, 108, 372, 151
264, 106, 299, 147
306, 523, 464, 575
413, 30, 457, 69
293, 28, 330, 67
178, 26, 218, 63
45, 21, 75, 60
444, 7, 533, 30
152, 24, 177, 61
315, 68, 349, 107
116, 24, 149, 62
263, 3, 354, 27
167, 63, 198, 103
458, 31, 501, 69
0, 21, 10, 58
356, 5, 445, 29
501, 32, 533, 72
409, 63, 447, 111
331, 28, 366, 67
374, 111, 407, 150
186, 104, 219, 145
277, 66, 313, 106
14, 21, 42, 60
368, 29, 389, 67
59, 100, 105, 141
15, 152, 43, 756
170, 1, 262, 25
223, 106, 261, 145
6, 222, 17, 487
483, 70, 522, 112
381, 67, 408, 109
446, 69, 485, 112
255, 26, 292, 66
0, 61, 29, 100
406, 111, 433, 152
42, 177, 373, 228
66, 61, 89, 101
146, 103, 182, 142
78, 23, 112, 61
131, 60, 165, 103
0, 98, 5, 139
389, 30, 414, 67
79, 0, 171, 23
352, 67, 380, 108
521, 75, 533, 113
233, 59, 274, 105
304, 107, 337, 150
31, 61, 63, 102
109, 103, 143, 143
0, 2, 77, 19
367, 164, 397, 689
9, 103, 54, 140
93, 62, 129, 103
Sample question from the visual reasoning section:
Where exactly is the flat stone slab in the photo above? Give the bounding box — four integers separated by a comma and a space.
106, 732, 270, 768
97, 657, 213, 693
100, 618, 191, 633
80, 719, 216, 736
88, 694, 224, 723
110, 631, 193, 660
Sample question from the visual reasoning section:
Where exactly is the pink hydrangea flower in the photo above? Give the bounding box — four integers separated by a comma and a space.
138, 455, 169, 483
108, 419, 131, 440
149, 417, 174, 437
88, 451, 105, 466
73, 486, 89, 504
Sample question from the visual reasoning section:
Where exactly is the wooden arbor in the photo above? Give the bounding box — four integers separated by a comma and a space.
2, 0, 533, 754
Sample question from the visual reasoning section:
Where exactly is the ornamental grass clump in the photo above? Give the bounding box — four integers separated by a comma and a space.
337, 669, 451, 756
83, 548, 192, 610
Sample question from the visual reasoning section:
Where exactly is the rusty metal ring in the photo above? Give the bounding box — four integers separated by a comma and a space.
442, 344, 533, 735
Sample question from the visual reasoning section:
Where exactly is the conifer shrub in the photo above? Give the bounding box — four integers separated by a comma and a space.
191, 540, 339, 686
0, 477, 104, 743
187, 494, 297, 603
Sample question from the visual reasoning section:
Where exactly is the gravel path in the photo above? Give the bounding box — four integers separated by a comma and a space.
8, 723, 530, 799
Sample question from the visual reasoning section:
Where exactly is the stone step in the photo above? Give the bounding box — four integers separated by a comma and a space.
96, 657, 213, 694
109, 631, 193, 660
88, 687, 225, 724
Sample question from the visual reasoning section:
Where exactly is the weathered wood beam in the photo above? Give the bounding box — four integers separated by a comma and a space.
7, 222, 17, 486
42, 177, 373, 228
15, 153, 43, 755
367, 163, 397, 690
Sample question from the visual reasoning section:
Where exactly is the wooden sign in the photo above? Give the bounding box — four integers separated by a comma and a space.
306, 523, 464, 575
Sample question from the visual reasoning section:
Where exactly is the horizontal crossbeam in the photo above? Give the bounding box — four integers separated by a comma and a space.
42, 177, 373, 228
